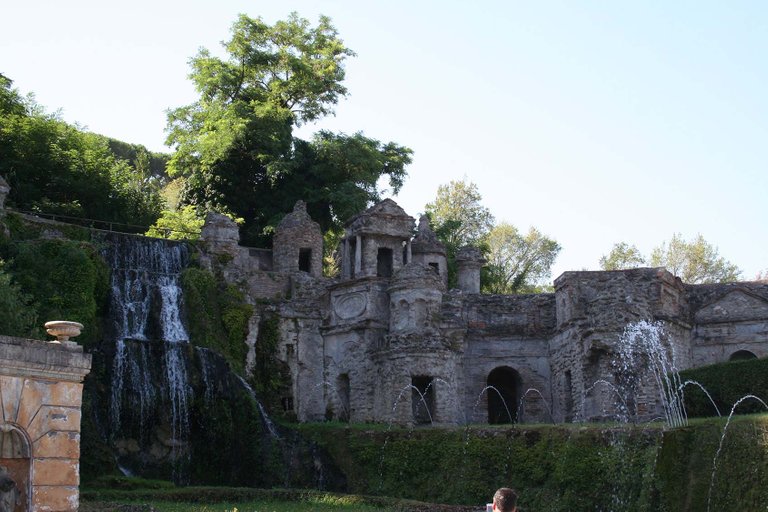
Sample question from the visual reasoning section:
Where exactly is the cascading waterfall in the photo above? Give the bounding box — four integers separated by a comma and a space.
101, 233, 192, 479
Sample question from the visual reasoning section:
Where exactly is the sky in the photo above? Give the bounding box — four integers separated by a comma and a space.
2, 1, 767, 281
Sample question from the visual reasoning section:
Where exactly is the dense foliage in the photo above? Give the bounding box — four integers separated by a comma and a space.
425, 179, 560, 292
299, 416, 768, 511
0, 258, 37, 337
680, 357, 768, 417
146, 205, 205, 241
0, 226, 109, 345
166, 13, 412, 246
600, 235, 742, 283
301, 426, 660, 511
0, 75, 164, 229
599, 242, 647, 270
650, 233, 741, 283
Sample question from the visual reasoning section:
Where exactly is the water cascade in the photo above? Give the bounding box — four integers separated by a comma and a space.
100, 233, 192, 480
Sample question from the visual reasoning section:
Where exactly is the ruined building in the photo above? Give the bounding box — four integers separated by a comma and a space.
202, 199, 768, 425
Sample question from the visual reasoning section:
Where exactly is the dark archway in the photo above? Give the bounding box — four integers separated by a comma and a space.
0, 424, 31, 512
729, 350, 757, 361
487, 367, 522, 424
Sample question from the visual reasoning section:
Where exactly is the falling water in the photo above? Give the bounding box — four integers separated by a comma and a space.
101, 233, 192, 479
614, 320, 687, 428
706, 394, 768, 512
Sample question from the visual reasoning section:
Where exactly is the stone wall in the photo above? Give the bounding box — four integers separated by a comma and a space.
456, 293, 555, 423
686, 282, 768, 366
195, 198, 768, 427
0, 335, 91, 512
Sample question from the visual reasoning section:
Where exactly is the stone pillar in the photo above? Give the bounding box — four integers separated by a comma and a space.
455, 246, 485, 293
406, 241, 412, 264
342, 238, 350, 279
0, 331, 91, 512
354, 235, 362, 276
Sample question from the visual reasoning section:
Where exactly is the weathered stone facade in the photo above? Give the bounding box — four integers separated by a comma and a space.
0, 335, 91, 512
202, 199, 768, 426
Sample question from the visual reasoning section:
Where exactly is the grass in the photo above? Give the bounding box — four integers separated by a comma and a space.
94, 499, 391, 511
80, 487, 476, 512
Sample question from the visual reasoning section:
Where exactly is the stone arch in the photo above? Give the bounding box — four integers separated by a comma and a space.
487, 366, 522, 424
729, 350, 757, 361
0, 423, 31, 512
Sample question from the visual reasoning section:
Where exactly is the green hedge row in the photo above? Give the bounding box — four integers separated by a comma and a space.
297, 416, 768, 512
680, 358, 768, 417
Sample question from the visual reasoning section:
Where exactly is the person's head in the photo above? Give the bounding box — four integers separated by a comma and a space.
492, 487, 518, 512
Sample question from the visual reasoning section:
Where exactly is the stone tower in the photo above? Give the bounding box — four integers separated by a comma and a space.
377, 262, 460, 425
456, 245, 485, 293
410, 215, 448, 288
273, 201, 323, 277
339, 199, 414, 280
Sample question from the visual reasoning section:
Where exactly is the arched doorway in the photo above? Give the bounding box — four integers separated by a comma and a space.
729, 350, 757, 361
0, 424, 31, 512
487, 367, 522, 424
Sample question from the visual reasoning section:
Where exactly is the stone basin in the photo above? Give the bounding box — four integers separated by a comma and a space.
44, 320, 84, 343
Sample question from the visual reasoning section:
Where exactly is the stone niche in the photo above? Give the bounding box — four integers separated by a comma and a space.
0, 335, 91, 512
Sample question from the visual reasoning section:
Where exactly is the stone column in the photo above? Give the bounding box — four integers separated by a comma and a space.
354, 235, 362, 277
406, 241, 412, 264
340, 238, 348, 279
455, 246, 486, 294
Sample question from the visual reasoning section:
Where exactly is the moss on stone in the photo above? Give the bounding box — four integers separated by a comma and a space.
180, 267, 253, 375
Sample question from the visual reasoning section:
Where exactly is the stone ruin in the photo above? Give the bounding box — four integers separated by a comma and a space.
198, 198, 768, 426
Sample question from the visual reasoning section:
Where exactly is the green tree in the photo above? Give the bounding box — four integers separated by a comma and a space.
424, 179, 495, 249
0, 259, 38, 337
423, 179, 494, 288
650, 233, 741, 284
483, 223, 561, 294
0, 75, 164, 228
424, 179, 559, 293
145, 205, 205, 241
599, 242, 646, 270
0, 74, 27, 116
166, 13, 411, 246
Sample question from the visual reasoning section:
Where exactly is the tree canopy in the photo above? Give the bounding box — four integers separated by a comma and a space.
165, 13, 411, 246
599, 235, 741, 283
484, 223, 561, 294
599, 242, 646, 271
0, 75, 164, 228
425, 179, 495, 250
424, 179, 560, 293
650, 233, 741, 284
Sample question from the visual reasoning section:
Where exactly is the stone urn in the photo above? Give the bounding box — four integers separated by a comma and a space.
44, 321, 84, 343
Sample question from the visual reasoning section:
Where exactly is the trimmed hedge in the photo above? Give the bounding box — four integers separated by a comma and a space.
298, 425, 660, 511
297, 415, 768, 512
680, 357, 768, 418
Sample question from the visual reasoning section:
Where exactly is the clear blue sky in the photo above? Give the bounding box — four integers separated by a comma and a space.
3, 1, 766, 280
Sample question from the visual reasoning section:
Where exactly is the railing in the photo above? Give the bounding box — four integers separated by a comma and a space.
7, 208, 201, 239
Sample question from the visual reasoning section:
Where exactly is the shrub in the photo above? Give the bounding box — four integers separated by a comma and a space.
680, 357, 768, 417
